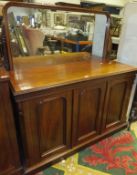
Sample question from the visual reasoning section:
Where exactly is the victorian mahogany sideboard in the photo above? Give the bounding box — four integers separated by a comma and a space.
0, 2, 137, 174
7, 55, 137, 174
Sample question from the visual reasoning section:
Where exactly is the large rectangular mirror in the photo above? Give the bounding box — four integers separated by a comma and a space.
3, 2, 110, 70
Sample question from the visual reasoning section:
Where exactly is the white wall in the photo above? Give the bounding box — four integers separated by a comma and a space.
117, 2, 137, 66
34, 0, 80, 5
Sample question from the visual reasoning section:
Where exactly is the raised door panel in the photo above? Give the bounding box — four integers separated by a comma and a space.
38, 96, 69, 158
102, 74, 134, 132
19, 90, 72, 167
72, 80, 106, 146
0, 82, 21, 175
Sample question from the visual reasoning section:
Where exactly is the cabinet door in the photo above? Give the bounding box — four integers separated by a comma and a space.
102, 74, 134, 132
18, 90, 72, 167
72, 80, 106, 146
0, 82, 21, 175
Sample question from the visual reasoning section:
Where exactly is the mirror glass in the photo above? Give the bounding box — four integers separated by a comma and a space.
7, 5, 108, 59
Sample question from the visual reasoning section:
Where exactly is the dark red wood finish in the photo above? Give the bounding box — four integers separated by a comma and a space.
13, 72, 135, 174
102, 74, 134, 132
72, 79, 106, 146
0, 67, 22, 175
17, 90, 72, 168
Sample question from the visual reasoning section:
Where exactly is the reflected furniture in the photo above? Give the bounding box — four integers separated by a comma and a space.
0, 2, 137, 175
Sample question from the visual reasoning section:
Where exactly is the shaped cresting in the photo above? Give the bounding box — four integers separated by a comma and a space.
3, 2, 111, 70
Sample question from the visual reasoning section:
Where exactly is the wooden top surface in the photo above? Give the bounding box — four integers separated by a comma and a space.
0, 67, 9, 82
9, 53, 137, 96
13, 52, 91, 70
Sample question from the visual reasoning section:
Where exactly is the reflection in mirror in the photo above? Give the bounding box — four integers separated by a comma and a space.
7, 6, 107, 59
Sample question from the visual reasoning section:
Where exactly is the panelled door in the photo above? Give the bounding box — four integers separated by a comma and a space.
72, 80, 106, 146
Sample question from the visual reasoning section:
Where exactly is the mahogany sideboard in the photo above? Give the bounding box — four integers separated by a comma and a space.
0, 2, 137, 175
7, 55, 136, 174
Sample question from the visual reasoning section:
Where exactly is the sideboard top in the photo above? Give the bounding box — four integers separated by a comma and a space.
9, 55, 137, 96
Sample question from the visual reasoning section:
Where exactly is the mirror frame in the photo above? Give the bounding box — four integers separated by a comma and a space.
2, 2, 111, 70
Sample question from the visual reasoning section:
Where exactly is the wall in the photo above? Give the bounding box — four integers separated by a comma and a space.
34, 0, 80, 5
117, 1, 137, 66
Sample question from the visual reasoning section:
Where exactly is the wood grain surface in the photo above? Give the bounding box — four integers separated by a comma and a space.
9, 53, 137, 95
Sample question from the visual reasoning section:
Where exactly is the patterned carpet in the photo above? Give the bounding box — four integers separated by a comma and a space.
36, 122, 137, 175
